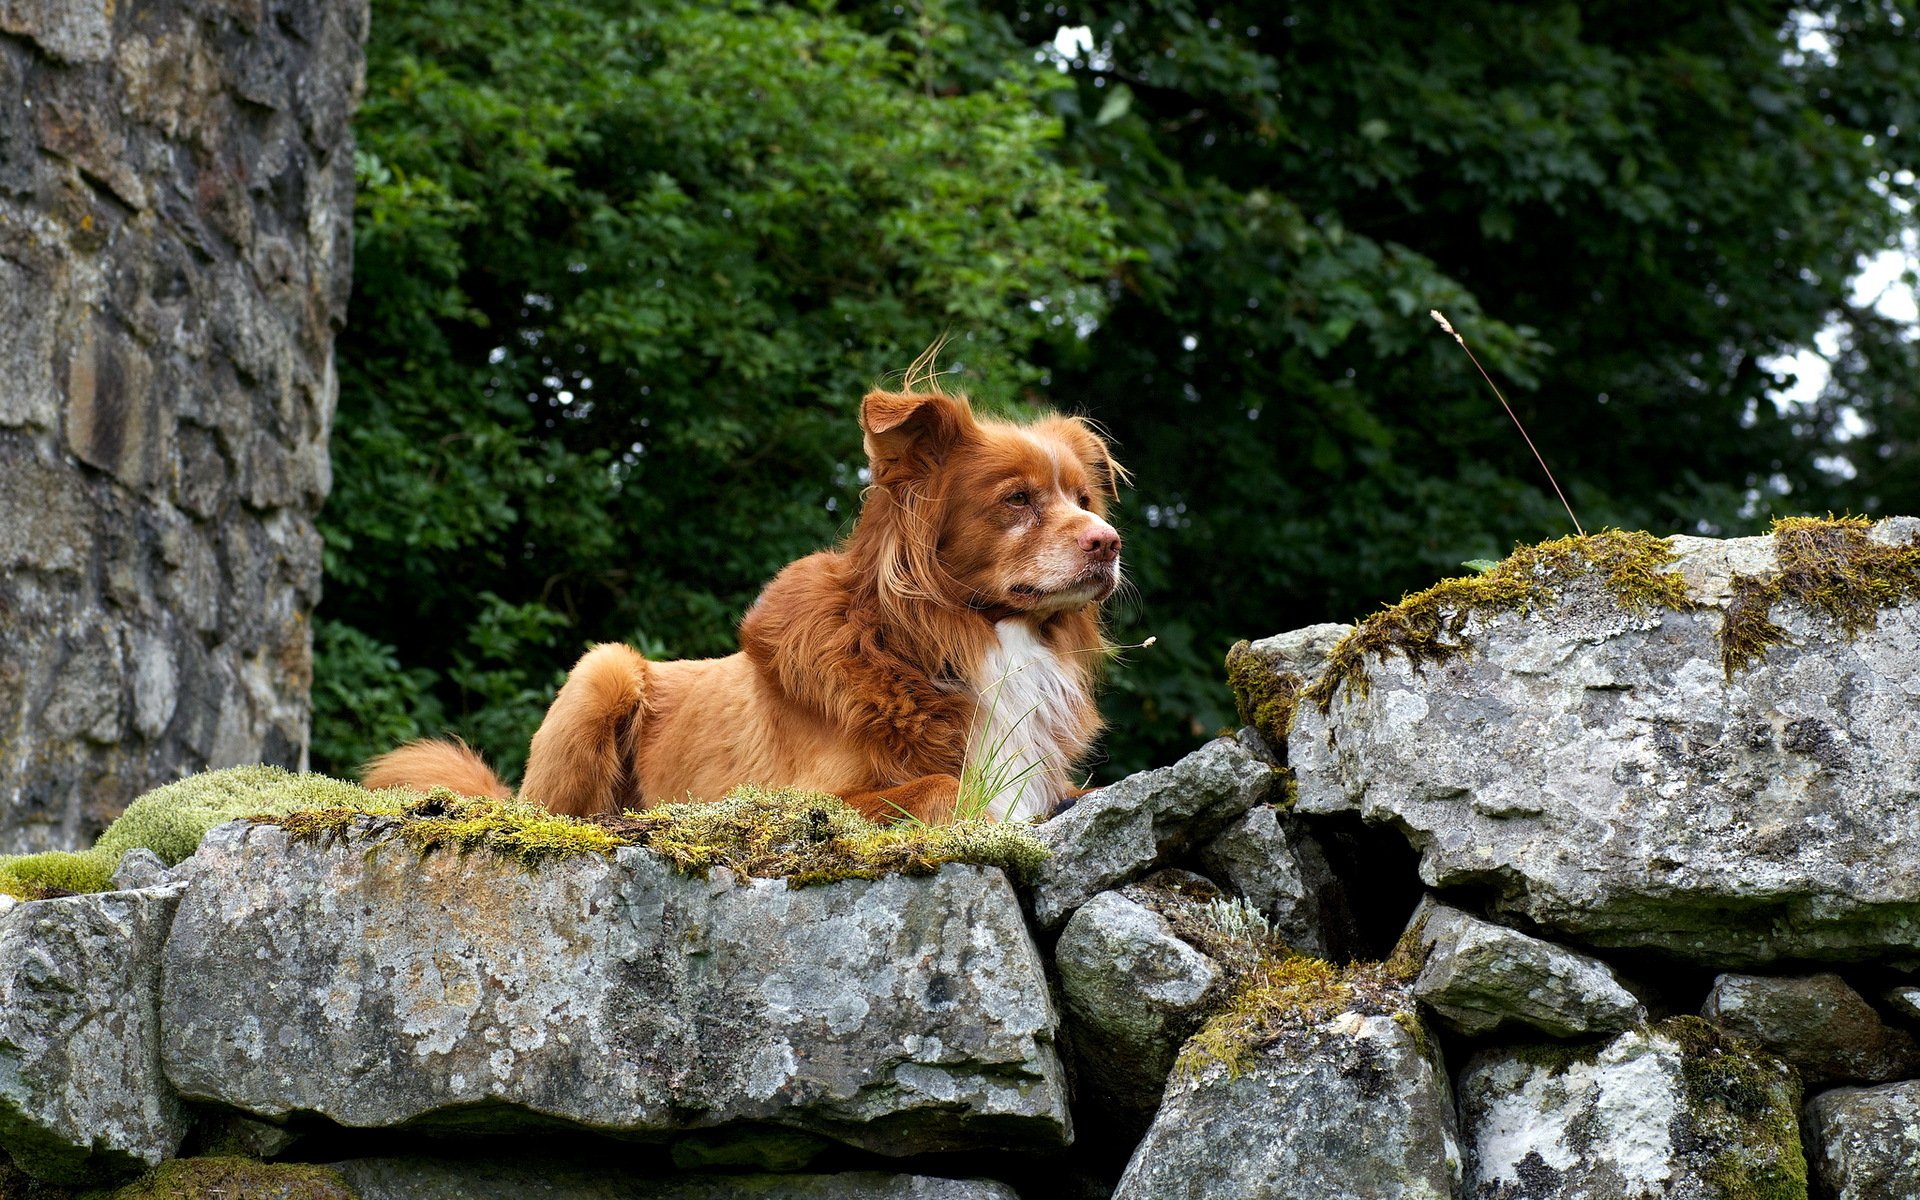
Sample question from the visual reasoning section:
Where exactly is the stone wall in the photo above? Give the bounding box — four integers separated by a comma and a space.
0, 0, 368, 852
3, 526, 1918, 1199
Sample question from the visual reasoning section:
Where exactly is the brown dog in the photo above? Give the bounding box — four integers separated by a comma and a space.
364, 387, 1124, 823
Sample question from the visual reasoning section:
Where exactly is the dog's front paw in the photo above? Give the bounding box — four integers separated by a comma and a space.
842, 774, 964, 825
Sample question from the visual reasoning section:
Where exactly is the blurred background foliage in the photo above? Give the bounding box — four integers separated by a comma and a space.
317, 0, 1920, 781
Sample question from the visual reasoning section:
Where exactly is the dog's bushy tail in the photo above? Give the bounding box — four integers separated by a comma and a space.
362, 738, 514, 800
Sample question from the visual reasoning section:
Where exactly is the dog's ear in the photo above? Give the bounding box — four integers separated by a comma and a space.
860, 390, 974, 480
1037, 415, 1130, 503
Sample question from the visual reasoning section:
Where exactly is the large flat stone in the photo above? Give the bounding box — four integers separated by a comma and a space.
160, 821, 1069, 1154
1290, 521, 1920, 965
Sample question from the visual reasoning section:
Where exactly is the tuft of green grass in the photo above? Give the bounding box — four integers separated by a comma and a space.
1304, 529, 1694, 712
951, 672, 1051, 823
1720, 515, 1920, 677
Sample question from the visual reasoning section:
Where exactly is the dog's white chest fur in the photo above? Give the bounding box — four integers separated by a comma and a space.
968, 620, 1080, 822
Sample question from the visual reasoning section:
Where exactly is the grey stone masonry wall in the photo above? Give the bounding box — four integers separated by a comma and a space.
0, 0, 367, 851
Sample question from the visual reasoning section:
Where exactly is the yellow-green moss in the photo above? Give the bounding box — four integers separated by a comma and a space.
0, 766, 406, 901
1174, 954, 1408, 1079
265, 790, 622, 869
1225, 641, 1303, 746
1380, 907, 1433, 983
257, 782, 1048, 886
0, 847, 119, 901
1667, 1016, 1808, 1200
1720, 515, 1920, 677
92, 1157, 356, 1200
607, 784, 1049, 885
1305, 529, 1693, 712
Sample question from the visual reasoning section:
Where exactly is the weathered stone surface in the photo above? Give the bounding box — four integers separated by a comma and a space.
1460, 1020, 1806, 1200
1886, 985, 1920, 1025
106, 847, 172, 891
1114, 1000, 1457, 1200
1291, 521, 1920, 964
1196, 803, 1356, 957
1028, 733, 1281, 929
332, 1161, 1020, 1200
1226, 622, 1352, 754
0, 886, 189, 1183
1055, 890, 1220, 1125
1703, 972, 1920, 1086
161, 821, 1070, 1153
1805, 1080, 1920, 1200
0, 0, 368, 852
1401, 898, 1645, 1038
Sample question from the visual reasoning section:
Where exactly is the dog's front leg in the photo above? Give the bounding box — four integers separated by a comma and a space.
840, 774, 965, 825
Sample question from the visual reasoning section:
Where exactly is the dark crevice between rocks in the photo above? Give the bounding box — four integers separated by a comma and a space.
1300, 811, 1424, 961
258, 1116, 1099, 1199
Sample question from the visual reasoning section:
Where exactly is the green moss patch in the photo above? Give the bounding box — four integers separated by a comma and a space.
264, 791, 619, 869
1, 768, 1046, 902
1175, 953, 1411, 1079
1721, 515, 1920, 676
258, 782, 1048, 887
1225, 641, 1304, 746
598, 785, 1049, 885
1666, 1016, 1808, 1200
1304, 529, 1693, 712
0, 766, 385, 902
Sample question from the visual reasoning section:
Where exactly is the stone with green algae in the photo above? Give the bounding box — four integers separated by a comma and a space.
1459, 1019, 1807, 1200
1113, 965, 1456, 1200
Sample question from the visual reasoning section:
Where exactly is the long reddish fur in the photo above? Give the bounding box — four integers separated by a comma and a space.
364, 388, 1121, 824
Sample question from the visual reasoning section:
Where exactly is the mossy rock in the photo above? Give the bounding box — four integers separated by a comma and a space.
260, 782, 1048, 886
1291, 517, 1920, 714
1720, 514, 1920, 675
1, 767, 1047, 903
1459, 1018, 1807, 1200
1304, 527, 1694, 712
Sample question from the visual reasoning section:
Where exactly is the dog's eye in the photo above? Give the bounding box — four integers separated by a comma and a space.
1005, 490, 1030, 507
1078, 493, 1092, 508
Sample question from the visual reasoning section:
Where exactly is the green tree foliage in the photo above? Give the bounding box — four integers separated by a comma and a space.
322, 0, 1920, 780
317, 0, 1120, 776
853, 0, 1920, 768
